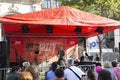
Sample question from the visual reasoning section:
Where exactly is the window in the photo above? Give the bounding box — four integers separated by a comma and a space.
43, 0, 59, 9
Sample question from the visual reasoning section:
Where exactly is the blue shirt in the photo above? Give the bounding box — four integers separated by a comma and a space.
47, 70, 55, 80
105, 68, 116, 80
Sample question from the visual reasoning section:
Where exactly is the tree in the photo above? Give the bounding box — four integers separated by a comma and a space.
59, 0, 120, 63
59, 0, 120, 20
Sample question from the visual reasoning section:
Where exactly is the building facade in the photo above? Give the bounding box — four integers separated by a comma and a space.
0, 0, 59, 16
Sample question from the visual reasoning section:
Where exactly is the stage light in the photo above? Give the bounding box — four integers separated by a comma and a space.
74, 27, 82, 34
95, 27, 103, 34
21, 24, 29, 33
46, 25, 53, 33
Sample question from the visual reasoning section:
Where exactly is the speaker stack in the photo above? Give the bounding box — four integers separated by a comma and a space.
46, 25, 53, 33
21, 24, 29, 33
0, 41, 7, 68
74, 26, 82, 34
95, 27, 103, 34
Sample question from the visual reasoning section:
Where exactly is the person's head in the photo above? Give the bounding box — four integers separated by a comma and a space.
51, 61, 58, 71
96, 54, 98, 56
22, 62, 30, 67
111, 61, 117, 67
25, 65, 38, 79
95, 66, 102, 74
87, 70, 96, 80
55, 68, 64, 80
74, 60, 79, 66
103, 61, 112, 68
98, 69, 112, 80
66, 58, 74, 67
18, 71, 33, 80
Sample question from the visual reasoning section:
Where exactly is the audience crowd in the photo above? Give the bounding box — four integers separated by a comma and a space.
6, 58, 120, 80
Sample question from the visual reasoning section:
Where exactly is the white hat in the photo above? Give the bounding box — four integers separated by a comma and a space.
22, 62, 30, 67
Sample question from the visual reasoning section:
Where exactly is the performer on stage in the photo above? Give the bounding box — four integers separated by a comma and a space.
80, 50, 88, 62
58, 47, 65, 60
57, 47, 65, 68
94, 54, 100, 62
80, 50, 92, 62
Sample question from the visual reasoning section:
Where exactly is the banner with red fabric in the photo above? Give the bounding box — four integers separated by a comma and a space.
10, 37, 78, 62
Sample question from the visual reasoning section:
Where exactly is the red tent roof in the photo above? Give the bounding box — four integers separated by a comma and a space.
0, 6, 120, 37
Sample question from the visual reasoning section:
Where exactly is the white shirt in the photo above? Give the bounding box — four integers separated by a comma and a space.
64, 66, 85, 80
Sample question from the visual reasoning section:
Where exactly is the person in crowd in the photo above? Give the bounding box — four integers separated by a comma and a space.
74, 60, 79, 67
87, 69, 96, 80
22, 61, 30, 71
18, 71, 33, 80
24, 65, 39, 80
95, 66, 102, 75
55, 68, 64, 80
7, 66, 20, 80
95, 66, 102, 80
64, 58, 85, 80
112, 62, 120, 80
111, 61, 118, 68
45, 66, 51, 80
103, 61, 116, 80
98, 69, 112, 80
46, 61, 58, 80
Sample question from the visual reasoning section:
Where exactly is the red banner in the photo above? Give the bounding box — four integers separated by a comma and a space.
10, 37, 78, 62
10, 37, 25, 62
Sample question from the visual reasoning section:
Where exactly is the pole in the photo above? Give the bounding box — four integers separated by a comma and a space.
98, 35, 103, 65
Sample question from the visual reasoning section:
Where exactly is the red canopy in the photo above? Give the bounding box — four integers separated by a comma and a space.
0, 6, 120, 37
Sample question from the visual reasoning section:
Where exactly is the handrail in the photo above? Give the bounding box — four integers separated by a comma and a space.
0, 68, 11, 70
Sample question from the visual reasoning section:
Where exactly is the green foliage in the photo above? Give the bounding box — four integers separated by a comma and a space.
59, 0, 120, 20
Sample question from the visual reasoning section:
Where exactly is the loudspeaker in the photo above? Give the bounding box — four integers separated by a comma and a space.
74, 27, 82, 34
46, 25, 53, 33
21, 24, 29, 33
0, 41, 7, 68
95, 27, 103, 34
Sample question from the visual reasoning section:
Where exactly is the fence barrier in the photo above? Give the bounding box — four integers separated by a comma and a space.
0, 68, 11, 80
